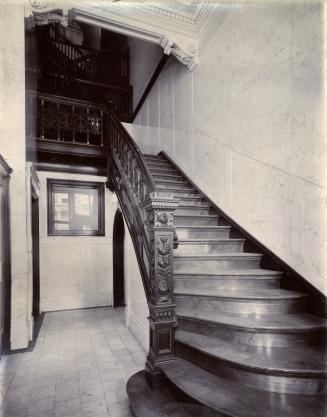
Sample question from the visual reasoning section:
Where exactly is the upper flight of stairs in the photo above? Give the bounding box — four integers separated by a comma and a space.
128, 153, 327, 417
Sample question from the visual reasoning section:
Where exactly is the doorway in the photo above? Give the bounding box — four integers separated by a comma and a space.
113, 209, 125, 307
31, 187, 40, 318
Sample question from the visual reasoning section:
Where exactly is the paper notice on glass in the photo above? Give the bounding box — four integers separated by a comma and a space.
74, 193, 94, 216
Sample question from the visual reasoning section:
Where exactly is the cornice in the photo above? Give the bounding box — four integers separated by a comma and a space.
25, 0, 217, 71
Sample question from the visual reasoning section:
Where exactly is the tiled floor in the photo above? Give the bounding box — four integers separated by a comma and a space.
0, 307, 146, 417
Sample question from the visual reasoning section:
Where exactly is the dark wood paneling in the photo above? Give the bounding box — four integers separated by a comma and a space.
26, 138, 106, 158
113, 210, 125, 307
31, 188, 40, 318
35, 162, 106, 177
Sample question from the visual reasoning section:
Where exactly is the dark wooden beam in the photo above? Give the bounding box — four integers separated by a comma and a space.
132, 54, 170, 122
35, 162, 106, 177
26, 139, 106, 158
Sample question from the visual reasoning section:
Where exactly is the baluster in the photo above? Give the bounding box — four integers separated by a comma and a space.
86, 107, 90, 145
41, 98, 45, 139
100, 110, 104, 146
72, 105, 75, 143
135, 168, 141, 199
57, 101, 60, 141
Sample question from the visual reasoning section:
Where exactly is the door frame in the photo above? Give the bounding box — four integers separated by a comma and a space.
31, 184, 40, 319
112, 209, 125, 307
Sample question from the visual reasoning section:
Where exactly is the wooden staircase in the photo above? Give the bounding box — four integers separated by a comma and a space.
127, 153, 327, 417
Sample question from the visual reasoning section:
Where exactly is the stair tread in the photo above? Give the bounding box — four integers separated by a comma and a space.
127, 370, 222, 417
176, 330, 327, 374
174, 288, 307, 300
174, 214, 218, 218
161, 358, 327, 417
153, 176, 185, 181
174, 269, 282, 277
176, 225, 229, 229
177, 309, 327, 331
174, 253, 262, 259
178, 203, 211, 208
178, 238, 244, 243
144, 154, 165, 157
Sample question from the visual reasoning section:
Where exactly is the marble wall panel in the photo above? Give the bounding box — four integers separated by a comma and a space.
128, 1, 327, 295
173, 64, 194, 172
0, 1, 31, 349
37, 171, 115, 311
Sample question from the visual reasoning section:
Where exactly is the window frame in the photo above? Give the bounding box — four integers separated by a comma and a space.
47, 179, 105, 236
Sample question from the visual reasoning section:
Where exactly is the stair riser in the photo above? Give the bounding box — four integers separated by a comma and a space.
175, 241, 244, 255
176, 207, 213, 215
147, 162, 174, 170
158, 189, 200, 197
178, 199, 211, 207
152, 173, 184, 180
175, 295, 307, 315
156, 184, 194, 191
176, 228, 230, 239
148, 165, 177, 171
154, 179, 188, 186
175, 277, 281, 291
175, 342, 327, 395
148, 167, 179, 175
174, 217, 219, 227
177, 317, 324, 348
144, 156, 166, 161
174, 257, 261, 272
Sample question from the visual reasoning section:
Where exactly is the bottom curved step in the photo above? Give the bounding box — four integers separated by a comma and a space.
127, 370, 221, 417
160, 358, 327, 417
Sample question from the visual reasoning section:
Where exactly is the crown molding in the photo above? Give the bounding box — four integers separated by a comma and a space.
70, 6, 199, 70
24, 0, 218, 71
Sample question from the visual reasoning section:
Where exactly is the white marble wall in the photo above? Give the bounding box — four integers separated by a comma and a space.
37, 171, 116, 312
124, 216, 148, 351
128, 37, 163, 110
0, 1, 32, 349
130, 0, 327, 296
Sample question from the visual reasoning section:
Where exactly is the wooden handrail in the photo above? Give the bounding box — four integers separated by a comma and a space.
27, 90, 105, 109
108, 110, 156, 193
106, 111, 179, 387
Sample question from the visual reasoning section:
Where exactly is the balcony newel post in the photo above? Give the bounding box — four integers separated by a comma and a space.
141, 192, 179, 389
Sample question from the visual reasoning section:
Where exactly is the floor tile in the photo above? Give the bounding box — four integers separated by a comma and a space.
0, 308, 143, 417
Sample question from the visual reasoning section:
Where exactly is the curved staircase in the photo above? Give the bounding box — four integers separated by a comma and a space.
127, 153, 327, 417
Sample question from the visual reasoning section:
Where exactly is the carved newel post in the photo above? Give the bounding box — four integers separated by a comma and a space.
141, 192, 179, 389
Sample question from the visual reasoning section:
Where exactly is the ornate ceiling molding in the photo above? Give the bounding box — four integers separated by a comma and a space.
24, 0, 215, 71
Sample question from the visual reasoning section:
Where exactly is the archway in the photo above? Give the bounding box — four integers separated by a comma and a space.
113, 209, 125, 307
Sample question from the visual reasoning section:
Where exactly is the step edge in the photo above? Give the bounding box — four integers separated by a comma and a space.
175, 337, 327, 377
174, 291, 308, 300
176, 313, 327, 333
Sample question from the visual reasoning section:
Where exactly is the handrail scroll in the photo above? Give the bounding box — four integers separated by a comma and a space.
106, 111, 179, 388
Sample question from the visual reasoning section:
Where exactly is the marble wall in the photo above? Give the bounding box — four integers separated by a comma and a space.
130, 0, 327, 296
127, 37, 163, 110
0, 1, 32, 349
123, 213, 148, 351
37, 171, 116, 312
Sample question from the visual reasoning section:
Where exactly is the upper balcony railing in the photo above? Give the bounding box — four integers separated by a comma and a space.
26, 91, 105, 147
40, 24, 129, 88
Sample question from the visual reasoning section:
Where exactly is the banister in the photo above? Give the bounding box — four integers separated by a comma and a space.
107, 109, 156, 193
105, 110, 179, 388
